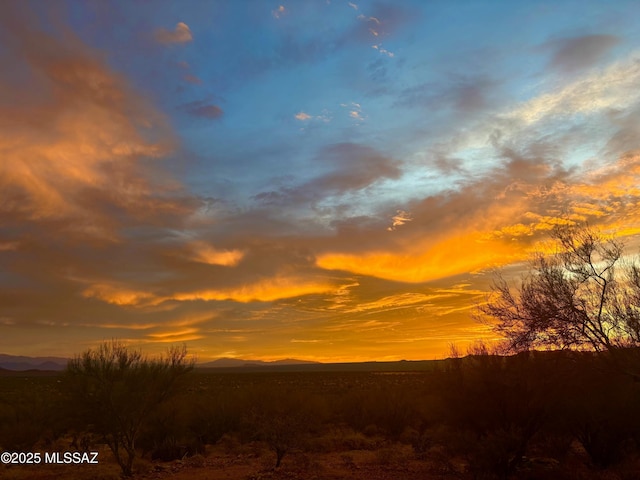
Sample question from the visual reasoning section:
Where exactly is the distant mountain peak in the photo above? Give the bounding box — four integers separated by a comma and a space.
0, 354, 323, 371
0, 354, 68, 371
197, 357, 320, 368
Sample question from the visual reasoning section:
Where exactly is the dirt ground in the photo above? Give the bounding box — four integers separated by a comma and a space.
1, 443, 457, 480
138, 447, 444, 480
3, 441, 637, 480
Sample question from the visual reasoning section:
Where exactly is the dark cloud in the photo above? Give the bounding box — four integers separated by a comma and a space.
486, 129, 574, 188
397, 75, 498, 114
546, 34, 619, 73
604, 102, 640, 159
431, 154, 465, 175
254, 143, 402, 206
182, 100, 224, 119
313, 143, 402, 191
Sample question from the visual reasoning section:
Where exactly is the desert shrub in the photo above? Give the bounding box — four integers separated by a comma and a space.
340, 452, 357, 469
218, 432, 242, 453
372, 444, 408, 465
401, 426, 432, 458
65, 341, 194, 476
307, 426, 382, 452
184, 453, 206, 468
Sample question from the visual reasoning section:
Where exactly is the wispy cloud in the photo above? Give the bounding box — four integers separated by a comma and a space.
293, 109, 332, 126
147, 328, 203, 343
155, 22, 193, 44
182, 100, 224, 119
0, 10, 183, 239
295, 111, 312, 121
341, 102, 364, 122
387, 210, 412, 231
505, 53, 640, 126
342, 292, 447, 314
372, 43, 394, 57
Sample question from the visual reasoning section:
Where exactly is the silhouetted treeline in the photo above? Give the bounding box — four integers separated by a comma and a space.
1, 349, 640, 479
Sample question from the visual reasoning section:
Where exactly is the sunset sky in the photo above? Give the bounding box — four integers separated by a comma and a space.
2, 1, 640, 362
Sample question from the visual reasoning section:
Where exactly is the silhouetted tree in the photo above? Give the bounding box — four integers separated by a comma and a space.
480, 224, 640, 376
66, 341, 194, 476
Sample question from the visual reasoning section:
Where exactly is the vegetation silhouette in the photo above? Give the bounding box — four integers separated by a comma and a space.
479, 223, 640, 377
65, 341, 194, 476
2, 355, 640, 478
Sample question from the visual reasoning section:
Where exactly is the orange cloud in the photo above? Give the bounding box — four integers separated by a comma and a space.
318, 230, 521, 283
189, 241, 245, 266
0, 23, 179, 239
342, 292, 450, 313
490, 152, 640, 241
173, 276, 336, 303
147, 328, 203, 343
82, 283, 160, 307
316, 147, 640, 284
82, 274, 338, 308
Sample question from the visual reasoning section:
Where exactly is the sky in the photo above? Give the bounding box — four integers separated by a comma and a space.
2, 1, 640, 362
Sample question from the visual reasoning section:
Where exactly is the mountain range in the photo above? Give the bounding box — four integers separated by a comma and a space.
0, 354, 319, 371
0, 354, 69, 371
197, 357, 320, 368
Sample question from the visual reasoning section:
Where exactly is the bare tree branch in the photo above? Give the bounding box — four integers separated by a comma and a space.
478, 224, 640, 376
